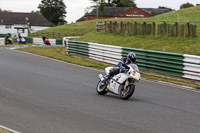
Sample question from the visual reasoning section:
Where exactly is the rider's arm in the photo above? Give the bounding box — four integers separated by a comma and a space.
117, 62, 123, 67
117, 62, 129, 69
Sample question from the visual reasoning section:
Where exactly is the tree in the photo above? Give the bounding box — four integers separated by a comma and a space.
38, 0, 67, 26
89, 0, 105, 17
0, 8, 12, 12
180, 2, 194, 9
89, 0, 136, 7
84, 6, 92, 16
88, 0, 136, 17
158, 6, 173, 11
111, 0, 136, 7
31, 10, 40, 13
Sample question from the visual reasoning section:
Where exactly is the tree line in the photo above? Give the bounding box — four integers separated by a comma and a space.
0, 1, 197, 26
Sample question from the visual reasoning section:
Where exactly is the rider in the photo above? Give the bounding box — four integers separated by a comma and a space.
104, 52, 137, 82
44, 38, 51, 45
5, 35, 12, 45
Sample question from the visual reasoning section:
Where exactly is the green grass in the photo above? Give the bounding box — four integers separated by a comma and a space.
17, 47, 200, 89
0, 43, 40, 47
38, 6, 200, 34
0, 128, 8, 133
32, 20, 97, 36
146, 6, 200, 22
73, 31, 200, 55
31, 6, 200, 55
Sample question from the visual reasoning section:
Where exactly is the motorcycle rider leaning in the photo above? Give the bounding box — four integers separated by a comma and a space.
104, 52, 137, 83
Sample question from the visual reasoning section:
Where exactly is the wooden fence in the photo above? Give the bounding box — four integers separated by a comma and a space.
97, 21, 197, 38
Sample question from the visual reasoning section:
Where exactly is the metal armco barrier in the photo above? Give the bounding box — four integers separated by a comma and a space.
183, 55, 200, 80
88, 42, 122, 65
67, 40, 200, 81
68, 41, 89, 57
122, 47, 184, 77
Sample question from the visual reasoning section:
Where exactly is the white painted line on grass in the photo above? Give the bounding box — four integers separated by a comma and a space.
0, 125, 21, 133
10, 48, 199, 93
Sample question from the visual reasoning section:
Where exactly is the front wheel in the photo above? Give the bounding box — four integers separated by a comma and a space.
120, 83, 135, 100
96, 80, 108, 95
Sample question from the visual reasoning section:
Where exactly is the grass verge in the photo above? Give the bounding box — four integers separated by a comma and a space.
0, 128, 8, 133
0, 43, 39, 47
17, 47, 200, 89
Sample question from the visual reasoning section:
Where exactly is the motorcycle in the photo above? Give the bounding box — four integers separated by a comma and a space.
17, 37, 26, 44
5, 37, 13, 45
96, 64, 141, 100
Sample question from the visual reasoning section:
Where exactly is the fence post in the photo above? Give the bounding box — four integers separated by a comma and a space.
187, 23, 190, 37
104, 21, 107, 32
152, 22, 156, 36
110, 21, 112, 33
127, 22, 130, 35
120, 21, 123, 34
175, 22, 178, 37
143, 22, 146, 35
134, 22, 137, 35
114, 21, 117, 33
105, 21, 107, 32
163, 21, 167, 34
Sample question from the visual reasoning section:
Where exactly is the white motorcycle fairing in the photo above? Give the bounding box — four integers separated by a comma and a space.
107, 73, 129, 94
104, 64, 140, 95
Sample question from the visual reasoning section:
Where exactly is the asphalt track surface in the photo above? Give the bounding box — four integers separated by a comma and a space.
0, 47, 200, 133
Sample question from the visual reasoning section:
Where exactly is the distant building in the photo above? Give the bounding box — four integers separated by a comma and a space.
0, 12, 50, 37
77, 7, 172, 22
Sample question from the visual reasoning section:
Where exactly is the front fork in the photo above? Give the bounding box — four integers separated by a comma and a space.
123, 79, 135, 91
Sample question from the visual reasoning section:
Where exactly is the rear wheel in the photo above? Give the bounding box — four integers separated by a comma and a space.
120, 80, 135, 100
96, 80, 108, 95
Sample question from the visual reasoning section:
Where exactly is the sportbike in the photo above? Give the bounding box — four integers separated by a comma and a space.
97, 64, 141, 100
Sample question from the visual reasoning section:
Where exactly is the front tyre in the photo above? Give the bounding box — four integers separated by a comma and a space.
96, 80, 108, 95
120, 84, 135, 100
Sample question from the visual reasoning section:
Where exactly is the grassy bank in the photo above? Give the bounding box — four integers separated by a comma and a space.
17, 47, 200, 89
30, 20, 97, 37
30, 6, 200, 56
73, 31, 200, 55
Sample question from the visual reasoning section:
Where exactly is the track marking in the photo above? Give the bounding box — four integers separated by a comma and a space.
10, 48, 200, 93
0, 125, 21, 133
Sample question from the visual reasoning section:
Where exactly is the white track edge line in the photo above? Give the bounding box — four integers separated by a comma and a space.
0, 125, 21, 133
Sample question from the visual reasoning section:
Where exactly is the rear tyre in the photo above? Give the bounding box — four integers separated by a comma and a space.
96, 80, 108, 95
120, 84, 135, 100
